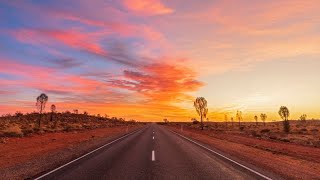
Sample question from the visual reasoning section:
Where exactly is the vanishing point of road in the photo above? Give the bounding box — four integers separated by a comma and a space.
35, 124, 278, 180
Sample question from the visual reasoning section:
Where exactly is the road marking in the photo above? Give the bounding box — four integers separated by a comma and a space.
170, 130, 273, 180
34, 128, 144, 180
153, 136, 154, 140
152, 150, 155, 161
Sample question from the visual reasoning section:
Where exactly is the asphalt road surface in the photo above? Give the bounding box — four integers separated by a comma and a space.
36, 124, 275, 180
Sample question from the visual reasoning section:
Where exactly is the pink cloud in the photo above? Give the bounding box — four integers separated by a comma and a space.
0, 58, 107, 96
12, 29, 106, 56
122, 0, 173, 16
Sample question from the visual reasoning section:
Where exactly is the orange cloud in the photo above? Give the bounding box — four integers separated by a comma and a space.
123, 0, 173, 15
109, 60, 203, 104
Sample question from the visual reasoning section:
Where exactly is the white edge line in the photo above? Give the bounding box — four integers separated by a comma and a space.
35, 128, 144, 180
152, 150, 155, 161
170, 130, 273, 180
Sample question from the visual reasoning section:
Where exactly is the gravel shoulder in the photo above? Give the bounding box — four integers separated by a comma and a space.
167, 125, 320, 179
0, 125, 143, 179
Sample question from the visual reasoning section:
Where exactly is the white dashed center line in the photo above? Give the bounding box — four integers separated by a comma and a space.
153, 136, 154, 140
152, 150, 155, 161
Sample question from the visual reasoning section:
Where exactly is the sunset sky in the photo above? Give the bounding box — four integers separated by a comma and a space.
1, 0, 320, 121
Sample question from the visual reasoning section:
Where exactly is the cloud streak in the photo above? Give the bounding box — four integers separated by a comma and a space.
122, 0, 173, 16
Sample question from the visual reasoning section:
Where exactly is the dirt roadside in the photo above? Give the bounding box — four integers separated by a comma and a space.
167, 125, 320, 179
0, 125, 144, 179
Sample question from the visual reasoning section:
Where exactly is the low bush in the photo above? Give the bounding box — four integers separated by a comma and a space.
192, 120, 199, 124
21, 129, 34, 136
260, 129, 270, 133
3, 131, 23, 137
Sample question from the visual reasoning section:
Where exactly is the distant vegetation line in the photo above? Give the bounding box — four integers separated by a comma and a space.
162, 97, 315, 133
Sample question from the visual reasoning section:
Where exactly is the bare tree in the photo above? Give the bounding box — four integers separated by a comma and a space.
50, 104, 56, 121
236, 111, 242, 127
279, 106, 290, 133
260, 113, 267, 126
254, 115, 258, 126
194, 97, 208, 130
36, 93, 48, 128
73, 109, 78, 114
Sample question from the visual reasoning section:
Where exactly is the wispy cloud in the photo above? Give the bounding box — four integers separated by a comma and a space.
48, 58, 83, 69
122, 0, 173, 16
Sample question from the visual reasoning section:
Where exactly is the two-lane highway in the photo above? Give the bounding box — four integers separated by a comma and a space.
36, 124, 275, 180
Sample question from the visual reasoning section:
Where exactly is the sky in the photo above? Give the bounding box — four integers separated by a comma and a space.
1, 0, 320, 121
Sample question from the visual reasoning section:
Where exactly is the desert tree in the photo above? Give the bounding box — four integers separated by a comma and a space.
260, 113, 267, 126
231, 117, 234, 127
236, 111, 242, 127
224, 114, 228, 128
163, 118, 169, 124
36, 93, 48, 128
73, 109, 79, 114
299, 114, 307, 121
50, 104, 56, 121
254, 115, 258, 126
194, 97, 208, 130
279, 106, 290, 133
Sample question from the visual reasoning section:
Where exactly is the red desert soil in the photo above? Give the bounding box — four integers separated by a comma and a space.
0, 125, 142, 179
167, 125, 320, 179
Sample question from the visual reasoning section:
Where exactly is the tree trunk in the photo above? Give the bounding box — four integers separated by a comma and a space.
38, 113, 41, 128
201, 114, 203, 130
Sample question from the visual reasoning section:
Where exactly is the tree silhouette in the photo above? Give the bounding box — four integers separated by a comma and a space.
36, 93, 48, 128
260, 113, 267, 126
163, 118, 169, 124
236, 111, 242, 127
231, 117, 234, 127
194, 97, 208, 130
279, 106, 290, 133
50, 104, 56, 121
224, 114, 228, 128
254, 115, 258, 126
73, 109, 79, 114
300, 114, 307, 121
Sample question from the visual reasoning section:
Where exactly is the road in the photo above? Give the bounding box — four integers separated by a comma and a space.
36, 124, 274, 180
